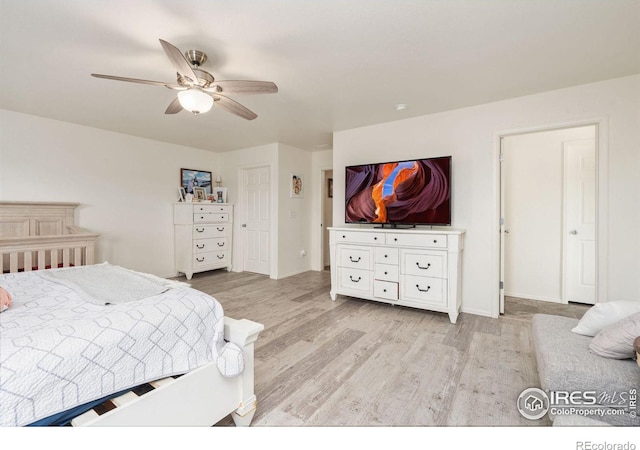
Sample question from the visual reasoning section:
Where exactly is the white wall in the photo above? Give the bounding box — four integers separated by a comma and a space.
503, 126, 595, 302
333, 75, 640, 317
0, 110, 220, 277
277, 144, 312, 278
220, 142, 313, 279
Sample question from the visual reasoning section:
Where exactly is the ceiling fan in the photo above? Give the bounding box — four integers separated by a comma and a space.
91, 39, 278, 119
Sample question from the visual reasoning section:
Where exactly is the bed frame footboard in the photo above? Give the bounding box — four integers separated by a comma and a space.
224, 317, 265, 426
71, 316, 264, 427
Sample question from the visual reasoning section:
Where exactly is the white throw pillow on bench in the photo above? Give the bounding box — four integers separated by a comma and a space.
571, 301, 640, 337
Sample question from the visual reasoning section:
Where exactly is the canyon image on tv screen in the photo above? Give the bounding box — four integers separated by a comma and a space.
345, 156, 451, 226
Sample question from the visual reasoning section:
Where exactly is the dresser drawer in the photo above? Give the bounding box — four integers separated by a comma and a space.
335, 231, 384, 245
193, 238, 228, 253
194, 204, 229, 214
338, 267, 372, 295
338, 246, 372, 269
402, 250, 446, 278
193, 251, 228, 268
193, 224, 230, 239
374, 280, 398, 300
374, 263, 399, 282
194, 213, 229, 223
386, 233, 447, 248
402, 275, 446, 306
374, 247, 399, 265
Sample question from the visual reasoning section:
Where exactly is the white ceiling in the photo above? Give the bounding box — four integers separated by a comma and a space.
1, 1, 638, 153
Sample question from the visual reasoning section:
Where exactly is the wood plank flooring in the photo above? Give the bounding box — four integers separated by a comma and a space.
183, 269, 589, 427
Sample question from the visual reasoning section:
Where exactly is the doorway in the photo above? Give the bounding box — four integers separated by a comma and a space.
322, 169, 333, 270
499, 125, 598, 313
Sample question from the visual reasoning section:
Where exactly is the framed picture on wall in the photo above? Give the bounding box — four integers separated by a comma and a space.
290, 173, 303, 198
181, 168, 212, 195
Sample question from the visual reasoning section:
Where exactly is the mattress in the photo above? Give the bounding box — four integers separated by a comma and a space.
0, 264, 243, 427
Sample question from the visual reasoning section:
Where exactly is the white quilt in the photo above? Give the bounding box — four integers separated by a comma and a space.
0, 265, 243, 427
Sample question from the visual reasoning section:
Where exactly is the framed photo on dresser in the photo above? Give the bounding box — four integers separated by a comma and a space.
213, 187, 227, 203
194, 187, 207, 202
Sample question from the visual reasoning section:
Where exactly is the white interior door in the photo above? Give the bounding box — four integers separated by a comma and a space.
563, 139, 596, 304
242, 166, 270, 275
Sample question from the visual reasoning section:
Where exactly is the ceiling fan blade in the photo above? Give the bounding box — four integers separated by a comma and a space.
165, 97, 183, 114
213, 94, 258, 120
91, 73, 181, 89
159, 39, 199, 85
205, 80, 278, 95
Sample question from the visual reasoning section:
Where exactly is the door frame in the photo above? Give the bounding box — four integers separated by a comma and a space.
237, 163, 276, 278
494, 118, 608, 317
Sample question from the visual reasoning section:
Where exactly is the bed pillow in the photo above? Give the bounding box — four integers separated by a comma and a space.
0, 287, 12, 313
571, 301, 640, 336
589, 312, 640, 359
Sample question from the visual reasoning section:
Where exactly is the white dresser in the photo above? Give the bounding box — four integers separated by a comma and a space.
328, 227, 465, 323
174, 202, 233, 280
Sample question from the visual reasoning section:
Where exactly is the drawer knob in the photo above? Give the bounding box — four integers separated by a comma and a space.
217, 242, 224, 247
196, 257, 205, 262
394, 238, 398, 242
374, 237, 378, 240
384, 271, 388, 275
217, 227, 224, 231
196, 228, 204, 233
197, 244, 205, 249
384, 254, 388, 258
342, 235, 346, 238
416, 284, 431, 293
217, 254, 224, 259
349, 276, 361, 283
433, 239, 438, 244
349, 256, 361, 263
383, 289, 387, 293
416, 262, 431, 270
200, 216, 205, 219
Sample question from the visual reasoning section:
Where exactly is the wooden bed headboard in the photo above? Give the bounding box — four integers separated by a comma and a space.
0, 202, 100, 273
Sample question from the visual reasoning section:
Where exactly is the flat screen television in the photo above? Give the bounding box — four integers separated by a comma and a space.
345, 156, 451, 226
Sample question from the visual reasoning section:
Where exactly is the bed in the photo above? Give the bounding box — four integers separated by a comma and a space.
0, 202, 264, 427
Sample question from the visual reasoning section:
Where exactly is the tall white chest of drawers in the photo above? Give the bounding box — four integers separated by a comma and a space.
174, 203, 233, 280
329, 227, 465, 323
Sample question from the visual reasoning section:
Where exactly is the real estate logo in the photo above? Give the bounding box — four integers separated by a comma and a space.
517, 387, 550, 420
517, 387, 637, 421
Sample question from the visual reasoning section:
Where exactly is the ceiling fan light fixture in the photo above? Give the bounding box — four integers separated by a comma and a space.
178, 88, 213, 115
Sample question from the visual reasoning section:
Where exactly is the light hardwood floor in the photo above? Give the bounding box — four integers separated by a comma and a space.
183, 269, 589, 427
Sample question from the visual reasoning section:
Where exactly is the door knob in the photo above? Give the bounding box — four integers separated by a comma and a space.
504, 229, 510, 234
241, 224, 247, 227
570, 230, 578, 235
